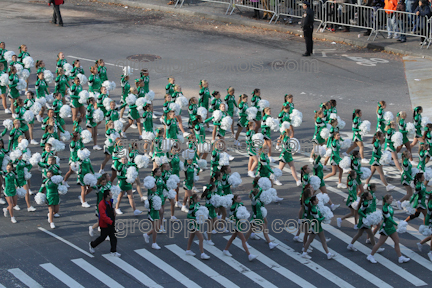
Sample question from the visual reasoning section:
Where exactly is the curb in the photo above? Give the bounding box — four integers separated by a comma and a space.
96, 0, 432, 60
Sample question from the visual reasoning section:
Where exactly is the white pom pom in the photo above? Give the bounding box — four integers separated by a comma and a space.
1, 156, 9, 171
63, 63, 73, 76
212, 110, 222, 122
22, 149, 31, 161
291, 115, 302, 128
78, 148, 91, 160
383, 111, 394, 122
324, 148, 332, 158
78, 90, 89, 104
30, 102, 42, 115
179, 161, 185, 171
122, 66, 132, 76
218, 152, 230, 166
220, 116, 233, 131
197, 107, 207, 119
58, 184, 68, 195
166, 178, 179, 190
24, 168, 32, 180
320, 128, 330, 139
339, 156, 352, 170
401, 201, 416, 215
23, 110, 34, 123
177, 133, 185, 144
0, 73, 10, 86
81, 130, 93, 144
252, 133, 264, 143
317, 204, 334, 224
142, 131, 155, 141
51, 175, 63, 184
379, 151, 392, 165
126, 166, 138, 183
18, 139, 29, 151
419, 225, 432, 236
260, 207, 268, 218
110, 185, 121, 198
340, 138, 352, 150
318, 145, 327, 157
396, 220, 408, 233
258, 177, 271, 191
103, 97, 113, 111
406, 122, 415, 138
195, 206, 209, 224
228, 172, 242, 188
70, 162, 79, 172
126, 94, 137, 106
43, 70, 54, 84
114, 120, 123, 132
290, 109, 302, 119
45, 93, 54, 104
93, 109, 104, 123
196, 159, 207, 170
16, 187, 26, 198
236, 206, 250, 220
29, 152, 42, 167
14, 63, 23, 77
36, 97, 47, 106
280, 121, 291, 134
20, 69, 30, 80
4, 51, 16, 63
145, 90, 155, 101
175, 95, 188, 110
336, 116, 346, 129
22, 56, 34, 69
359, 120, 371, 136
421, 117, 431, 128
47, 138, 65, 152
411, 167, 419, 178
309, 175, 321, 191
424, 168, 432, 181
16, 78, 27, 91
77, 73, 88, 85
246, 107, 258, 121
272, 168, 282, 180
59, 105, 72, 119
258, 100, 269, 111
168, 102, 181, 116
360, 167, 371, 180
329, 113, 337, 120
266, 117, 280, 132
135, 155, 150, 169
317, 192, 330, 204
34, 192, 46, 205
258, 189, 272, 205
83, 173, 97, 186
362, 210, 383, 227
152, 195, 162, 211
10, 150, 23, 162
391, 132, 403, 148
143, 176, 156, 190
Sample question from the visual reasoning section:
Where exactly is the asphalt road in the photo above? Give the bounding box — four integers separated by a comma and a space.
0, 1, 428, 288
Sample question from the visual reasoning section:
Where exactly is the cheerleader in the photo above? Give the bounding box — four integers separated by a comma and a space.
404, 172, 431, 223
245, 188, 279, 250
97, 86, 109, 115
172, 85, 186, 134
396, 111, 414, 163
251, 89, 262, 132
141, 102, 153, 154
261, 107, 274, 162
376, 101, 386, 133
346, 109, 368, 163
312, 153, 339, 210
40, 171, 61, 229
17, 45, 29, 90
40, 143, 54, 164
14, 98, 30, 140
105, 99, 124, 126
140, 69, 149, 94
276, 124, 301, 186
143, 171, 161, 250
301, 195, 335, 260
198, 80, 211, 130
160, 165, 175, 220
278, 105, 292, 134
234, 94, 248, 144
323, 132, 346, 188
347, 191, 384, 252
416, 193, 432, 262
395, 151, 414, 209
246, 121, 258, 178
256, 144, 274, 179
0, 63, 8, 111
193, 115, 213, 159
114, 157, 142, 216
210, 143, 221, 178
35, 60, 46, 74
424, 124, 432, 162
54, 68, 70, 98
63, 132, 82, 184
89, 174, 111, 236
225, 87, 237, 135
88, 65, 101, 94
110, 138, 124, 182
293, 166, 311, 243
165, 110, 179, 140
349, 151, 364, 195
298, 187, 313, 250
0, 140, 8, 205
364, 131, 395, 191
212, 103, 228, 141
12, 151, 34, 212
166, 77, 175, 97
8, 65, 20, 112
367, 194, 410, 264
122, 88, 142, 138
322, 118, 338, 169
162, 93, 173, 120
182, 158, 199, 212
385, 121, 403, 172
223, 195, 257, 261
309, 108, 326, 162
128, 142, 145, 202
364, 184, 381, 243
417, 143, 430, 171
201, 184, 217, 244
8, 120, 24, 151
100, 121, 117, 172
136, 79, 146, 98
411, 106, 423, 149
97, 59, 108, 82
52, 92, 66, 131
0, 42, 7, 72
119, 73, 130, 121
69, 60, 84, 81
1, 163, 19, 223
70, 76, 85, 121
86, 97, 101, 150
35, 71, 49, 121
40, 126, 57, 150
55, 52, 67, 73
151, 128, 164, 170
183, 193, 211, 259
154, 164, 169, 231
169, 147, 182, 209
187, 97, 198, 132
77, 150, 95, 208
337, 171, 358, 228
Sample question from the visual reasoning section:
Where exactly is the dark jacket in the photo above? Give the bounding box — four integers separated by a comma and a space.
396, 1, 406, 18
415, 3, 431, 16
98, 199, 115, 228
301, 7, 314, 30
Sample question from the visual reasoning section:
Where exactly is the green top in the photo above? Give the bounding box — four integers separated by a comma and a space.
224, 94, 237, 114
98, 66, 108, 82
88, 73, 102, 93
35, 79, 49, 98
198, 87, 210, 108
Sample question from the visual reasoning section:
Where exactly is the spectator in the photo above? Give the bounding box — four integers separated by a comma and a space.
251, 0, 260, 19
361, 0, 374, 36
414, 0, 430, 43
49, 0, 64, 27
396, 0, 407, 42
385, 0, 398, 38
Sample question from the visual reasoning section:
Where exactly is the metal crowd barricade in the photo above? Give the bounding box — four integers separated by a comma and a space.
371, 9, 429, 44
427, 18, 432, 49
228, 0, 278, 23
275, 0, 324, 28
175, 0, 233, 14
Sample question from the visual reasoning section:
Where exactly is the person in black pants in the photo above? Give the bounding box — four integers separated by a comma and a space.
49, 0, 64, 27
301, 1, 314, 56
89, 190, 121, 257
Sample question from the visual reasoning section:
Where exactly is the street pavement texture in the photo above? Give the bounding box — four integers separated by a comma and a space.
0, 0, 430, 288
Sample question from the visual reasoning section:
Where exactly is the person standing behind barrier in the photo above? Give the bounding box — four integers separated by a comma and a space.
360, 0, 374, 36
385, 0, 398, 38
301, 1, 314, 57
396, 0, 407, 42
414, 0, 430, 43
48, 0, 64, 27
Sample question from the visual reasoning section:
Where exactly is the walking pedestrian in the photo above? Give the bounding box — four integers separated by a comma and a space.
49, 0, 64, 27
301, 1, 314, 56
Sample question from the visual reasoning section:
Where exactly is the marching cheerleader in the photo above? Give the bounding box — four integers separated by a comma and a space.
346, 109, 368, 163
0, 42, 7, 72
404, 172, 431, 223
166, 77, 175, 97
312, 153, 339, 210
293, 165, 311, 242
277, 124, 301, 186
89, 174, 111, 236
165, 110, 179, 141
245, 188, 279, 250
185, 193, 211, 259
119, 73, 130, 121
128, 142, 145, 202
347, 191, 384, 252
417, 143, 430, 171
188, 97, 198, 131
161, 161, 176, 220
114, 157, 142, 216
14, 98, 30, 140
86, 97, 101, 150
143, 172, 161, 250
323, 118, 338, 169
100, 121, 117, 173
0, 63, 8, 111
201, 184, 217, 244
35, 60, 46, 74
35, 71, 50, 121
169, 146, 182, 209
283, 94, 294, 111
182, 158, 199, 212
77, 150, 95, 208
298, 187, 313, 250
223, 194, 257, 261
349, 151, 364, 195
63, 132, 82, 185
0, 140, 8, 205
39, 156, 61, 179
110, 138, 124, 182
162, 93, 173, 120
384, 121, 403, 172
376, 101, 386, 133
136, 79, 146, 98
8, 120, 24, 151
97, 86, 109, 115
13, 151, 35, 212
54, 68, 70, 98
69, 60, 84, 82
193, 115, 213, 159
301, 195, 335, 260
251, 89, 262, 132
364, 131, 395, 191
411, 106, 423, 149
140, 69, 149, 94
323, 132, 346, 188
367, 194, 410, 264
8, 65, 20, 112
337, 171, 358, 228
396, 151, 414, 209
151, 128, 164, 170
415, 193, 432, 261
198, 80, 211, 130
261, 107, 274, 162
105, 99, 124, 126
234, 94, 248, 144
2, 163, 19, 223
97, 59, 108, 82
40, 171, 61, 229
364, 184, 381, 244
154, 165, 168, 231
52, 92, 66, 131
40, 143, 54, 165
209, 91, 222, 140
309, 108, 326, 162
141, 102, 153, 154
88, 65, 102, 94
55, 52, 67, 73
246, 121, 258, 178
70, 77, 85, 121
212, 103, 229, 142
122, 88, 142, 138
256, 144, 274, 179
225, 87, 237, 135
278, 105, 292, 133
424, 124, 432, 162
396, 111, 414, 163
172, 85, 186, 134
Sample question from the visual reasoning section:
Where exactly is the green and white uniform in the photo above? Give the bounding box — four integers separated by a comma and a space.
194, 118, 213, 144
329, 138, 341, 166
369, 139, 382, 166
352, 116, 362, 142
54, 74, 70, 97
257, 152, 273, 178
8, 73, 20, 99
410, 182, 431, 210
384, 127, 396, 152
121, 76, 130, 104
401, 158, 413, 186
376, 106, 385, 133
357, 199, 373, 229
379, 202, 397, 236
77, 158, 95, 186
39, 178, 59, 206
70, 83, 83, 108
35, 78, 49, 98
398, 118, 409, 145
346, 175, 358, 207
261, 114, 271, 140
209, 97, 221, 113
279, 133, 293, 163
417, 148, 429, 172
413, 108, 423, 138
312, 117, 325, 145
214, 110, 228, 138
237, 101, 248, 128
117, 163, 132, 192
313, 155, 325, 188
246, 129, 257, 156
251, 93, 262, 121
309, 204, 324, 234
224, 94, 237, 117
198, 87, 210, 109
98, 66, 108, 82
1, 171, 18, 197
88, 73, 101, 93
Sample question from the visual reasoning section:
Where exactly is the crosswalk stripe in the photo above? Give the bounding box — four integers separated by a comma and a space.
102, 254, 163, 288
0, 283, 6, 288
71, 258, 124, 288
258, 234, 355, 288
8, 268, 43, 288
393, 217, 430, 245
322, 224, 427, 286
308, 240, 393, 288
223, 236, 317, 288
40, 263, 85, 288
165, 244, 240, 288
135, 248, 200, 288
193, 240, 278, 288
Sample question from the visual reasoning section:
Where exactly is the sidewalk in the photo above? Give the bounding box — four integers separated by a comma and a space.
96, 0, 432, 59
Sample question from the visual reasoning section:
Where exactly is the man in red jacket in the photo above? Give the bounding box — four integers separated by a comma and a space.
89, 190, 121, 257
49, 0, 64, 27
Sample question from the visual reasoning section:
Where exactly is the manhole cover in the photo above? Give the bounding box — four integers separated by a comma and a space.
126, 54, 161, 62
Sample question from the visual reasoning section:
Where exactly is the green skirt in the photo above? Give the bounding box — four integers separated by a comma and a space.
148, 209, 160, 221
279, 151, 293, 163
119, 181, 132, 192
46, 192, 59, 206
